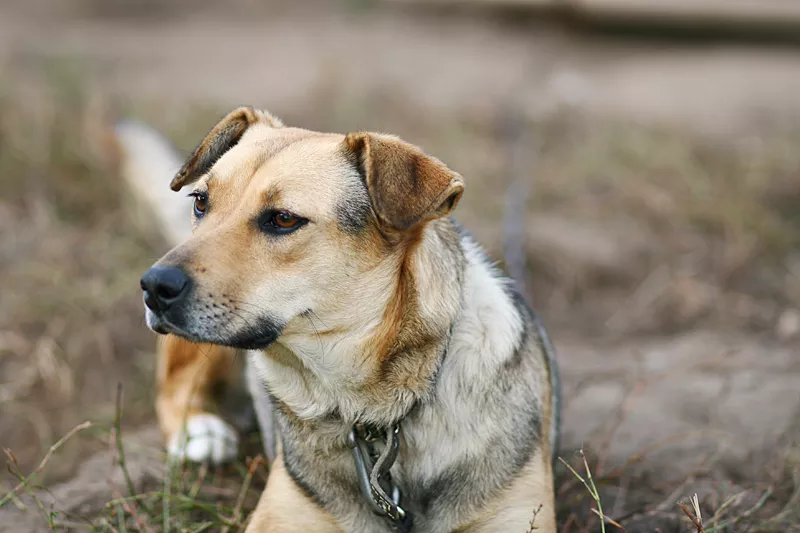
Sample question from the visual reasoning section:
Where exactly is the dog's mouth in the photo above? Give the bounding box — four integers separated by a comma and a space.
144, 309, 182, 335
216, 324, 283, 351
145, 305, 284, 351
145, 307, 196, 339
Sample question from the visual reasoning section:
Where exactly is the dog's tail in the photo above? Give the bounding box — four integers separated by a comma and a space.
115, 120, 192, 247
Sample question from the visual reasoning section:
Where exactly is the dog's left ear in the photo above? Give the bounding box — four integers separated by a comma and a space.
344, 132, 464, 231
170, 107, 283, 191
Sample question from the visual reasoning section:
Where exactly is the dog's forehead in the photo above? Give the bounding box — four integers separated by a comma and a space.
209, 126, 357, 211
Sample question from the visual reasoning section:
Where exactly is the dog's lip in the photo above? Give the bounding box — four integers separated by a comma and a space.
152, 322, 170, 335
145, 309, 185, 336
148, 317, 176, 335
145, 306, 284, 349
149, 318, 206, 344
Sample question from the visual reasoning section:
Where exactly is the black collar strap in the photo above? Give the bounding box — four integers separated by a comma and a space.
347, 422, 414, 532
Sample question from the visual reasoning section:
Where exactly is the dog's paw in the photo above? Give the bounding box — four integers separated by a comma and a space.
167, 413, 239, 465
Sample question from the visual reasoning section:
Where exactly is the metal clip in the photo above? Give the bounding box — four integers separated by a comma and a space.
347, 423, 406, 522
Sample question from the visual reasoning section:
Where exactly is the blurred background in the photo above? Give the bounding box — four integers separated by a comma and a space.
1, 0, 799, 531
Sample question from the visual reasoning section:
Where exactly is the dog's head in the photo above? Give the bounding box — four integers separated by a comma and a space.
140, 107, 464, 351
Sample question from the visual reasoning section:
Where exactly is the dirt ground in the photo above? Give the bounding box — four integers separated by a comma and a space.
0, 1, 799, 531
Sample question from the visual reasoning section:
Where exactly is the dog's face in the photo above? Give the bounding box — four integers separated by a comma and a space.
141, 107, 463, 351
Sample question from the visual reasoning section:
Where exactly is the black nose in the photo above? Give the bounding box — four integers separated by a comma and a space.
140, 265, 190, 312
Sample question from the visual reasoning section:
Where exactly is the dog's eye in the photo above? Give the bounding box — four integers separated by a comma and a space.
274, 212, 299, 228
189, 191, 208, 218
260, 210, 307, 235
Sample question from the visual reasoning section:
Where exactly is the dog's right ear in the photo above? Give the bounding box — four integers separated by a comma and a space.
170, 107, 283, 191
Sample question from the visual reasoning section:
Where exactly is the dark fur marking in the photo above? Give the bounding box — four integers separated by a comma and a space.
219, 317, 284, 351
531, 306, 561, 463
427, 325, 454, 391
503, 285, 534, 371
270, 400, 324, 505
337, 145, 376, 234
335, 193, 373, 234
407, 153, 420, 194
413, 400, 542, 516
281, 441, 325, 506
501, 264, 562, 464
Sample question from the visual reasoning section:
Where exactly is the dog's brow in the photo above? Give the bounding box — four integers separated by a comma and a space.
205, 153, 266, 189
261, 185, 282, 206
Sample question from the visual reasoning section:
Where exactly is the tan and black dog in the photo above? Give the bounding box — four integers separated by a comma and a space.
120, 107, 560, 533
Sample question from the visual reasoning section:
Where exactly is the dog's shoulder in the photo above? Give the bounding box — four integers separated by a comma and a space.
449, 218, 560, 458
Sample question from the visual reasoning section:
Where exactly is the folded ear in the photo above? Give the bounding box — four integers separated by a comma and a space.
170, 106, 283, 191
343, 132, 464, 231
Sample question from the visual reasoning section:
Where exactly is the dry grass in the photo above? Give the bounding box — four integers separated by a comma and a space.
1, 392, 267, 532
2, 421, 796, 532
554, 443, 799, 533
1, 69, 799, 531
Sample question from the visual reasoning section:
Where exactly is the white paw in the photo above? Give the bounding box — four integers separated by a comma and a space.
167, 413, 239, 465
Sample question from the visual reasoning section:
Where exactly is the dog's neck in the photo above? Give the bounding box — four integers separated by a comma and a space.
255, 219, 464, 426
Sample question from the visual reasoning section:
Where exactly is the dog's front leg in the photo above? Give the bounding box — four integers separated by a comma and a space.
246, 455, 343, 533
156, 335, 239, 464
453, 448, 557, 533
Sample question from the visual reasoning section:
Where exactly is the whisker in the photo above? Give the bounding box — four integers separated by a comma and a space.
303, 313, 325, 361
227, 308, 258, 332
228, 306, 260, 320
224, 297, 261, 310
198, 343, 212, 360
307, 309, 330, 332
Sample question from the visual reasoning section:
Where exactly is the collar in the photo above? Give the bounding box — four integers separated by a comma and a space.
343, 320, 456, 532
347, 420, 414, 533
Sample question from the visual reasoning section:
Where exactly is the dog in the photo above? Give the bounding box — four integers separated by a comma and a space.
119, 107, 560, 532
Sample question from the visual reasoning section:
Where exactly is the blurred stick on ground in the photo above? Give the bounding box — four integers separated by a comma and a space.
385, 0, 800, 37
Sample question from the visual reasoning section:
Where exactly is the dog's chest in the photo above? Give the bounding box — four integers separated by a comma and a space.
277, 394, 536, 533
275, 413, 459, 532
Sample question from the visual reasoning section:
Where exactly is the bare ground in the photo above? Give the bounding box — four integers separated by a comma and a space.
0, 1, 799, 531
